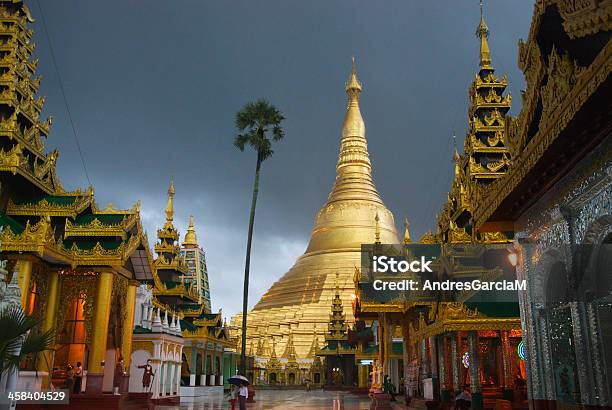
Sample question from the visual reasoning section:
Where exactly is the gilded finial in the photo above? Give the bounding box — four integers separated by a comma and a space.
452, 133, 461, 176
476, 0, 492, 70
165, 179, 174, 223
183, 215, 198, 246
404, 218, 412, 244
345, 56, 362, 95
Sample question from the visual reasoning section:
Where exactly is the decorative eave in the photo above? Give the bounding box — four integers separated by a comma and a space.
0, 217, 71, 263
414, 317, 522, 340
6, 189, 94, 217
473, 40, 611, 228
64, 217, 129, 239
0, 143, 60, 194
153, 282, 199, 302
151, 297, 184, 319
153, 254, 188, 274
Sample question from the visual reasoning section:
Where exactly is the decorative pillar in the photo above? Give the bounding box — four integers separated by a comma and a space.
500, 330, 512, 400
16, 259, 32, 308
570, 301, 595, 405
86, 271, 114, 394
176, 346, 183, 394
451, 333, 460, 393
122, 281, 138, 370
38, 271, 59, 388
189, 347, 197, 386
429, 335, 439, 400
420, 338, 429, 379
468, 331, 482, 408
152, 342, 162, 398
401, 318, 411, 399
438, 335, 450, 402
585, 302, 610, 407
168, 361, 175, 396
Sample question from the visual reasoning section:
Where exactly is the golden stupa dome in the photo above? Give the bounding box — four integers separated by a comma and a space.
183, 215, 198, 247
233, 59, 399, 359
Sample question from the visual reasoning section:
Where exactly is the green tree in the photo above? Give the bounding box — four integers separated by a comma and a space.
0, 305, 54, 383
234, 99, 285, 374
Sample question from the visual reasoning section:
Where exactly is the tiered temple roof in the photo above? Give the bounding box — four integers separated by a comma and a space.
436, 5, 513, 245
0, 0, 153, 276
150, 181, 230, 346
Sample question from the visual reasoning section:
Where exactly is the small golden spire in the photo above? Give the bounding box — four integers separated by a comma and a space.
165, 179, 174, 223
183, 215, 198, 246
404, 218, 412, 244
346, 56, 362, 95
452, 133, 461, 177
477, 0, 492, 70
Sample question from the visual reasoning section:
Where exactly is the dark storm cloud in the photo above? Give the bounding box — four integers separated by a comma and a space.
32, 0, 533, 318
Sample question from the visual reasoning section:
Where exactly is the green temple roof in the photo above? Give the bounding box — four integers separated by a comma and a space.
14, 195, 80, 206
73, 213, 126, 225
0, 213, 24, 234
62, 239, 123, 250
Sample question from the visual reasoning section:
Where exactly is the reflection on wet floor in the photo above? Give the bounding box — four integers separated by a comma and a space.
155, 389, 376, 410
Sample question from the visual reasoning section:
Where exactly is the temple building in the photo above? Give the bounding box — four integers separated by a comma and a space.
352, 5, 527, 409
231, 58, 400, 380
180, 215, 211, 312
132, 181, 232, 403
468, 1, 612, 408
0, 0, 153, 396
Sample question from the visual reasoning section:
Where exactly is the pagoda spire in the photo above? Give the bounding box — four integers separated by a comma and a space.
328, 57, 382, 206
183, 215, 198, 246
461, 0, 512, 185
164, 180, 175, 229
403, 218, 412, 244
477, 0, 492, 70
0, 1, 59, 194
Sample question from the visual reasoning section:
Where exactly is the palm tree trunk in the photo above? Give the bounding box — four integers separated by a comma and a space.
240, 151, 262, 375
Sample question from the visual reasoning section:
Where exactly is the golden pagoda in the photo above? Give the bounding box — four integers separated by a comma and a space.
232, 58, 399, 360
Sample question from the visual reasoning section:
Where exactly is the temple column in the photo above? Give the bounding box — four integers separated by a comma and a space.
358, 364, 368, 388
38, 270, 59, 388
176, 346, 183, 394
168, 360, 175, 396
152, 342, 162, 398
468, 331, 482, 408
451, 332, 460, 393
585, 302, 610, 406
438, 335, 450, 402
218, 351, 224, 385
429, 335, 439, 400
189, 347, 197, 386
570, 301, 596, 404
120, 281, 138, 392
16, 259, 32, 309
420, 337, 429, 380
500, 330, 512, 400
401, 317, 412, 398
86, 270, 114, 394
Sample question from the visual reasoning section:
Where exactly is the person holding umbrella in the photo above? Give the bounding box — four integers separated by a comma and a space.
228, 375, 250, 410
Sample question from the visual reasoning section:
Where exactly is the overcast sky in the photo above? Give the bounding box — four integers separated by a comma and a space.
32, 1, 533, 319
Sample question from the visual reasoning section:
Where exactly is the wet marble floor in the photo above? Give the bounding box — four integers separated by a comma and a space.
156, 389, 382, 410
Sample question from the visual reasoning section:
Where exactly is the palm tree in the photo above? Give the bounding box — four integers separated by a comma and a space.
234, 99, 285, 374
0, 305, 54, 388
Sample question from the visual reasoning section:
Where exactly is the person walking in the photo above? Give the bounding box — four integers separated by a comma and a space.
229, 384, 238, 410
73, 362, 83, 394
238, 381, 248, 410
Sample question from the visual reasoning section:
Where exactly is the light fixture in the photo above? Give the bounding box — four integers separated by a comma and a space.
508, 251, 518, 267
